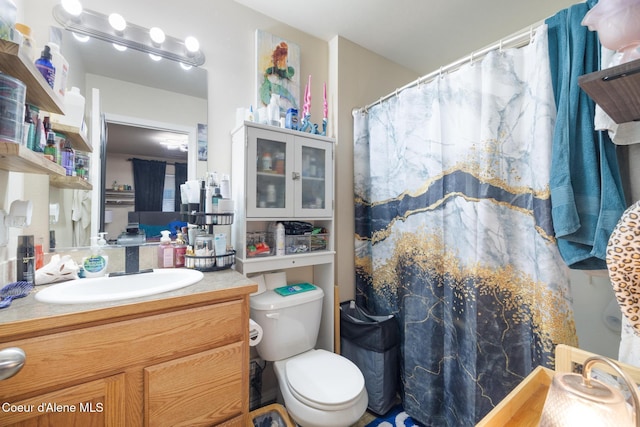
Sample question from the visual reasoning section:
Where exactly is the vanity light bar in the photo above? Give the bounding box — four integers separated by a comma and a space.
52, 4, 205, 67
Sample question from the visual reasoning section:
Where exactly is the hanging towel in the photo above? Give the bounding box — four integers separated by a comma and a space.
546, 0, 627, 270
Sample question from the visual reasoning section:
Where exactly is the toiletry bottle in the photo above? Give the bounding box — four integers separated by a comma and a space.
157, 230, 174, 268
44, 130, 57, 162
275, 222, 285, 256
82, 236, 109, 278
35, 45, 55, 89
174, 232, 187, 268
98, 232, 108, 246
61, 139, 75, 176
267, 93, 280, 126
17, 235, 35, 284
205, 181, 213, 225
47, 42, 69, 98
212, 186, 223, 218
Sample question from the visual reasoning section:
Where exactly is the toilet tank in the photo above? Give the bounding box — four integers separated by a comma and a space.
250, 286, 324, 361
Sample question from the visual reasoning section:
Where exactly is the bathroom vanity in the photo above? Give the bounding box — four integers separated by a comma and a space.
0, 270, 257, 426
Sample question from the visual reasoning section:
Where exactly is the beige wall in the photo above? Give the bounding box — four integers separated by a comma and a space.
330, 36, 418, 301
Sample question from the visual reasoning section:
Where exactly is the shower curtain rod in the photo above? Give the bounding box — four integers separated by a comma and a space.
357, 21, 544, 113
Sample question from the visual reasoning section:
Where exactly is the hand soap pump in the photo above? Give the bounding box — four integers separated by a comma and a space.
157, 230, 174, 268
83, 236, 109, 277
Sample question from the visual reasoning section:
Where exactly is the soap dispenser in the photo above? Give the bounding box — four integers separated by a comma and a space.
157, 230, 174, 268
83, 236, 109, 277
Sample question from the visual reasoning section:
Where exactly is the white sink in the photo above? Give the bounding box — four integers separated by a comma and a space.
35, 268, 204, 304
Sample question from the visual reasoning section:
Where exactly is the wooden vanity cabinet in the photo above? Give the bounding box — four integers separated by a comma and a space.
0, 291, 252, 427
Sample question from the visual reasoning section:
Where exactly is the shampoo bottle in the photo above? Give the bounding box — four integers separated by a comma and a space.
157, 230, 174, 268
83, 236, 109, 277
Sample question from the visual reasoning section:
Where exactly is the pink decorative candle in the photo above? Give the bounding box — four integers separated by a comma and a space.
303, 75, 311, 116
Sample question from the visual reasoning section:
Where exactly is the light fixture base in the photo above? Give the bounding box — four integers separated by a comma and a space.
52, 4, 205, 67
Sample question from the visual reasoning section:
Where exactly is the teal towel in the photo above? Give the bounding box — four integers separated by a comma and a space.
546, 0, 627, 269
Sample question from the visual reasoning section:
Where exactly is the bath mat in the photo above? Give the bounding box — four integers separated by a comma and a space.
365, 405, 423, 427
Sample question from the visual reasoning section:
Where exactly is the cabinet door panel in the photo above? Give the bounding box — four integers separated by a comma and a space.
145, 342, 244, 427
246, 127, 294, 218
0, 374, 125, 427
295, 137, 333, 217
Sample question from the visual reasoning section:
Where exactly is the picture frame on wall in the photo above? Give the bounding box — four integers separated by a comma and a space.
255, 29, 301, 116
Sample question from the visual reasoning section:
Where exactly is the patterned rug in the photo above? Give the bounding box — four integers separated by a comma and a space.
365, 405, 423, 427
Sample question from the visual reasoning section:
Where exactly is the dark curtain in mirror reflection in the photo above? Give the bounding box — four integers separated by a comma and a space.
132, 158, 166, 211
174, 162, 187, 211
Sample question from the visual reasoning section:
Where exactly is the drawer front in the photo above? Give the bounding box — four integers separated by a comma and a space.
0, 300, 244, 400
145, 342, 244, 427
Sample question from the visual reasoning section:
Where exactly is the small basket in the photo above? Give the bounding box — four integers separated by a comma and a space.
185, 249, 235, 272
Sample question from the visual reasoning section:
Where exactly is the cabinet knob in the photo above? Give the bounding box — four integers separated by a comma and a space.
0, 347, 26, 381
292, 171, 301, 180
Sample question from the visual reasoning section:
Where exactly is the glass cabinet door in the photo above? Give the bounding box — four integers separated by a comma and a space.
295, 138, 333, 217
246, 128, 294, 217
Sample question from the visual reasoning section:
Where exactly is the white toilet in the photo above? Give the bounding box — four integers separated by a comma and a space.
250, 286, 368, 427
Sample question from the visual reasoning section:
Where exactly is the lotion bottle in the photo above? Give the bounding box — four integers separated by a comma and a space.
174, 232, 187, 268
83, 236, 109, 277
157, 230, 174, 268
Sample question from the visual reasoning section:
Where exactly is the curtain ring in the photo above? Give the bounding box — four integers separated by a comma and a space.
530, 26, 534, 42
439, 66, 443, 79
499, 39, 503, 54
470, 52, 475, 66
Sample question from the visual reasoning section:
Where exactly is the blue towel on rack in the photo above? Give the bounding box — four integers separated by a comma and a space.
546, 0, 627, 269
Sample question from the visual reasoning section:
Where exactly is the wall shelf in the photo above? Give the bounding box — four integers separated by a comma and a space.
105, 189, 135, 206
579, 57, 640, 124
49, 175, 92, 190
0, 39, 64, 114
51, 122, 91, 152
0, 141, 66, 175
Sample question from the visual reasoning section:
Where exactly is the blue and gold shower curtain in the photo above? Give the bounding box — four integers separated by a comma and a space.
353, 25, 577, 426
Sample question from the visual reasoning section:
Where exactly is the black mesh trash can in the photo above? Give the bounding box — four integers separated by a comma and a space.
340, 300, 400, 415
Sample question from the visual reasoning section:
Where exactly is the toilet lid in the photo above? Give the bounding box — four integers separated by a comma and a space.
285, 349, 365, 410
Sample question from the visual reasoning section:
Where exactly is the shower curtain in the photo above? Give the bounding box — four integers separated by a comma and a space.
353, 25, 577, 426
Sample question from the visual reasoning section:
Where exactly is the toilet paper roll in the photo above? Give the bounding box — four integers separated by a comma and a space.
249, 318, 263, 347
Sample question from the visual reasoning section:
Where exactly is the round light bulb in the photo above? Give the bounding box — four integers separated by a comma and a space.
149, 53, 162, 62
112, 43, 127, 52
108, 13, 126, 32
61, 0, 83, 16
180, 62, 193, 71
149, 27, 165, 45
184, 36, 200, 53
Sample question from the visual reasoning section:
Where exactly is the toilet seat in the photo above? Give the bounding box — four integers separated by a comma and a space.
284, 349, 365, 411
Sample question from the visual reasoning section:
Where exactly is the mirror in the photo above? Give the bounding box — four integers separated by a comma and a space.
48, 29, 208, 249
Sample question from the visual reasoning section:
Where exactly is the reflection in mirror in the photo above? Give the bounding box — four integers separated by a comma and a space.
48, 29, 207, 250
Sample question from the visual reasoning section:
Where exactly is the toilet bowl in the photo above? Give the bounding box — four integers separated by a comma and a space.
274, 349, 368, 427
250, 286, 368, 426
